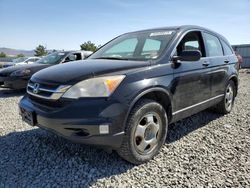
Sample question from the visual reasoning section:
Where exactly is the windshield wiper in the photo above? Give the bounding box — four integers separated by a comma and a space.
93, 57, 130, 60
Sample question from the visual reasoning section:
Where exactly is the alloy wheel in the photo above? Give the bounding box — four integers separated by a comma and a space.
225, 84, 234, 111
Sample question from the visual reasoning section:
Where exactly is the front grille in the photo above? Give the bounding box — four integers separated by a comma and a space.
28, 95, 71, 108
27, 80, 71, 100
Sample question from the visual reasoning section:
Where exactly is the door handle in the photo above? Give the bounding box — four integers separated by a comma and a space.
224, 60, 230, 63
202, 61, 210, 67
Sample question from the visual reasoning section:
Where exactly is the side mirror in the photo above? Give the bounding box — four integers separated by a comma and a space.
173, 50, 201, 62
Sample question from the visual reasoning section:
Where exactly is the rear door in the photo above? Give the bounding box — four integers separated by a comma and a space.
202, 32, 227, 97
172, 31, 212, 116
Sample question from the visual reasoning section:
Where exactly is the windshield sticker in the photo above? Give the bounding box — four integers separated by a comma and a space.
58, 53, 65, 56
150, 31, 173, 37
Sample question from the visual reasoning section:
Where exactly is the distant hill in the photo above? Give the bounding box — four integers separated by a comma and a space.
0, 47, 34, 57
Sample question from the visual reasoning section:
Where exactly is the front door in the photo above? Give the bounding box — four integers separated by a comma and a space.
172, 31, 212, 118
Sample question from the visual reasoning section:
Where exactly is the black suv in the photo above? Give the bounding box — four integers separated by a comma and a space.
19, 26, 239, 164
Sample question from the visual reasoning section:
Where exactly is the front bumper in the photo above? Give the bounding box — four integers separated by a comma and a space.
19, 95, 128, 149
0, 76, 28, 89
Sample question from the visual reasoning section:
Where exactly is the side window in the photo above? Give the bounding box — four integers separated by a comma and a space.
221, 40, 233, 55
203, 33, 223, 57
64, 53, 77, 62
176, 31, 205, 57
104, 38, 138, 56
73, 53, 82, 60
29, 58, 36, 62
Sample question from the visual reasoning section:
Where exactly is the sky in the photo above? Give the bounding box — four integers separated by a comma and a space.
0, 0, 250, 50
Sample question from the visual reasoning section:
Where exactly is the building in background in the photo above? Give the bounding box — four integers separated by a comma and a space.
232, 44, 250, 68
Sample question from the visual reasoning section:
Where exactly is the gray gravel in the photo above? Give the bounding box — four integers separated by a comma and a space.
0, 70, 250, 187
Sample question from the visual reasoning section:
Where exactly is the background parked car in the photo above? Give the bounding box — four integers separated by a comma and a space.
0, 50, 92, 89
3, 57, 41, 68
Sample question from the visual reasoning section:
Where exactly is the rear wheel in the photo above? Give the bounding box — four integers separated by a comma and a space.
212, 80, 236, 114
117, 99, 168, 164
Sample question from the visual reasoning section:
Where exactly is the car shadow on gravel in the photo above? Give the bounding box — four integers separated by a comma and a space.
0, 128, 133, 187
166, 110, 223, 144
0, 88, 26, 98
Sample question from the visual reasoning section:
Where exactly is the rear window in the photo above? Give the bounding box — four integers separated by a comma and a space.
221, 40, 233, 55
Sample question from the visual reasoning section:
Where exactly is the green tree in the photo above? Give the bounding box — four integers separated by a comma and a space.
16, 53, 25, 58
34, 45, 48, 56
80, 41, 99, 52
0, 52, 7, 58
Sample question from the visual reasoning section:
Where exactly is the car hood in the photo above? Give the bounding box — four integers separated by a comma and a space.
31, 59, 149, 84
0, 63, 50, 76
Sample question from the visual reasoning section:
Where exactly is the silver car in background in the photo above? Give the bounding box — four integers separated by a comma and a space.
3, 57, 41, 68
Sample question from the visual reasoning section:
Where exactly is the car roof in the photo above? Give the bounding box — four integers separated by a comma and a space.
56, 50, 92, 54
127, 25, 212, 33
126, 25, 229, 43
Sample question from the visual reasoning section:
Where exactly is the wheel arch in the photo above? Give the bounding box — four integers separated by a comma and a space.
228, 75, 238, 96
123, 87, 173, 129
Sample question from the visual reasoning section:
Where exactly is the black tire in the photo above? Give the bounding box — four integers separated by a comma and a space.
212, 80, 236, 114
117, 99, 168, 164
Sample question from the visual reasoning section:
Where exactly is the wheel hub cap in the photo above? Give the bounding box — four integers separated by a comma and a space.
225, 85, 234, 111
134, 113, 162, 154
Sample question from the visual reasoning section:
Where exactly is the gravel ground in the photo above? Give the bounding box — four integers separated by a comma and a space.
0, 70, 250, 187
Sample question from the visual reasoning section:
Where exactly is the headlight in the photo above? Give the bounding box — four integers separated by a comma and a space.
10, 69, 31, 77
62, 75, 125, 99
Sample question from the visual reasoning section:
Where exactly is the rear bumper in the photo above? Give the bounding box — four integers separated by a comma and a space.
0, 76, 28, 89
19, 95, 128, 149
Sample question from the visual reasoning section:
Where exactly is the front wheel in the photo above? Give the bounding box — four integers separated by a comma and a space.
117, 99, 168, 164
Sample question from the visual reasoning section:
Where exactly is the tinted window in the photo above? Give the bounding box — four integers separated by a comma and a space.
203, 33, 223, 57
104, 38, 138, 54
221, 40, 233, 55
29, 58, 38, 62
141, 39, 161, 59
177, 31, 205, 57
90, 30, 176, 61
36, 52, 67, 64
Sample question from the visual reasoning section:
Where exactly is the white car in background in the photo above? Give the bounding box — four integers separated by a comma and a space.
3, 57, 41, 68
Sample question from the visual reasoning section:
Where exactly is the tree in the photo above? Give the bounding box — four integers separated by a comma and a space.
16, 53, 25, 58
34, 45, 48, 56
80, 41, 99, 52
0, 52, 7, 58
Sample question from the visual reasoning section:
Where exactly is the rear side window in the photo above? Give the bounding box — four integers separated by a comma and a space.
221, 40, 233, 55
203, 33, 223, 57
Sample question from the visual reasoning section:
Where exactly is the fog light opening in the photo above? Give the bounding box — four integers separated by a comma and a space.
99, 124, 109, 134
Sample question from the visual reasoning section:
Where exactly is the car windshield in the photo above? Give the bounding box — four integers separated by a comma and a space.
36, 52, 67, 64
13, 57, 28, 63
89, 30, 176, 61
